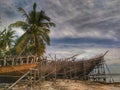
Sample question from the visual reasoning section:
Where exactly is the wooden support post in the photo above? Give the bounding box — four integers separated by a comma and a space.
32, 57, 34, 63
64, 68, 66, 79
42, 57, 45, 81
37, 57, 40, 82
82, 61, 86, 80
70, 61, 72, 79
63, 60, 67, 79
4, 57, 6, 66
20, 57, 23, 65
74, 59, 77, 79
83, 61, 87, 80
29, 68, 38, 83
27, 56, 29, 64
73, 60, 75, 78
12, 57, 14, 66
99, 60, 103, 82
38, 57, 43, 83
33, 56, 36, 63
102, 62, 106, 82
31, 58, 33, 64
55, 55, 57, 82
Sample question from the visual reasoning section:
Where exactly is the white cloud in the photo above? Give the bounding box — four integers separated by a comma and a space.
46, 44, 120, 66
13, 28, 24, 36
50, 25, 117, 41
1, 0, 120, 41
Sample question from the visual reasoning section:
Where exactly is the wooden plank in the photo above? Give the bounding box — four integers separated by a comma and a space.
8, 70, 30, 89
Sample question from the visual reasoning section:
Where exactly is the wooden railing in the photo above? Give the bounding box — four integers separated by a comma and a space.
0, 56, 38, 67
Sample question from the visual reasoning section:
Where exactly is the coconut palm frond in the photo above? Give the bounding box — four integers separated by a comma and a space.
40, 22, 56, 28
33, 3, 37, 11
15, 32, 30, 53
40, 10, 51, 21
37, 27, 50, 45
18, 7, 29, 20
0, 29, 6, 36
9, 21, 29, 30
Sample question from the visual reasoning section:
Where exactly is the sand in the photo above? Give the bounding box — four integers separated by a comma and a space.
1, 79, 120, 90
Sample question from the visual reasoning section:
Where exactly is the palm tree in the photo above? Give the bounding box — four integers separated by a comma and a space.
9, 3, 55, 56
0, 29, 5, 56
3, 28, 16, 50
0, 29, 6, 50
0, 28, 16, 56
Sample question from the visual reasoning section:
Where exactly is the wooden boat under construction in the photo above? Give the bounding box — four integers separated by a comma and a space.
0, 56, 38, 82
0, 52, 107, 83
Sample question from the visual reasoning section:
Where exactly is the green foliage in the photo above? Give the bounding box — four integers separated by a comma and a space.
0, 28, 17, 57
9, 2, 55, 56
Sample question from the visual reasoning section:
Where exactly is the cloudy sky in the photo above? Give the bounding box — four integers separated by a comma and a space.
0, 0, 120, 46
0, 0, 120, 67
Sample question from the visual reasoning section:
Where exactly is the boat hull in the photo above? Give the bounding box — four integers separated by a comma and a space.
0, 56, 104, 83
0, 63, 37, 83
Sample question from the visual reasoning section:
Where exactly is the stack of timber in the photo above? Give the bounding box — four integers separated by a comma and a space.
0, 52, 106, 83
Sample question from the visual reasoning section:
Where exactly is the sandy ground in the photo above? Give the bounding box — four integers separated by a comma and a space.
1, 79, 120, 90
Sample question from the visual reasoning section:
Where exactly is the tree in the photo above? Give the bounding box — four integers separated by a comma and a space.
0, 29, 5, 56
0, 28, 16, 56
0, 29, 6, 51
9, 3, 55, 56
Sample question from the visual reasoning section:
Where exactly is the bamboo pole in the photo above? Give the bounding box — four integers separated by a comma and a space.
7, 71, 30, 89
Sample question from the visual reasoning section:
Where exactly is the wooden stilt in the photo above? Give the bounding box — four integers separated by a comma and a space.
4, 57, 6, 66
12, 57, 14, 66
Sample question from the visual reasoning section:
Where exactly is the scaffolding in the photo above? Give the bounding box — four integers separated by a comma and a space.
87, 52, 114, 83
3, 51, 116, 89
